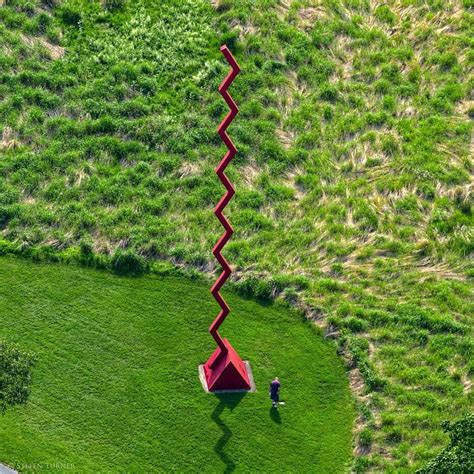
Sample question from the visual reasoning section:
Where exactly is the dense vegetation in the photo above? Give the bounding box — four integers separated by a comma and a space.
0, 0, 472, 471
0, 340, 36, 413
0, 256, 354, 472
418, 413, 474, 474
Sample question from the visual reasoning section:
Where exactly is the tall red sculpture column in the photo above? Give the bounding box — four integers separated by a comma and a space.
202, 45, 252, 392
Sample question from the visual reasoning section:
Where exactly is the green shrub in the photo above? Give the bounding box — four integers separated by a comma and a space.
418, 413, 474, 473
0, 340, 36, 413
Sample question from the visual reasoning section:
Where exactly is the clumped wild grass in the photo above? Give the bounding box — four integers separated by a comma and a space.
0, 0, 472, 471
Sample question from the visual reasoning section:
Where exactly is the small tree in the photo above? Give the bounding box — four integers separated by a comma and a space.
0, 340, 36, 413
418, 413, 474, 473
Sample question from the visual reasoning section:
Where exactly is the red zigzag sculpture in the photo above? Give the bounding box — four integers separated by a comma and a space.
202, 45, 252, 392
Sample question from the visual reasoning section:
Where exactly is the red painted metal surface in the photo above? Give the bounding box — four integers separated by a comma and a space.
203, 45, 251, 392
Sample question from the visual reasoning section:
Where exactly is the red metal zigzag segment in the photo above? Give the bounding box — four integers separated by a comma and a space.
209, 45, 241, 354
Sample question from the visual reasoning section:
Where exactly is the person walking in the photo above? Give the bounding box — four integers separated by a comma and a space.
269, 377, 281, 408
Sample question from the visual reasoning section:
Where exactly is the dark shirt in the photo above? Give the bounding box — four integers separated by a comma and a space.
270, 380, 280, 396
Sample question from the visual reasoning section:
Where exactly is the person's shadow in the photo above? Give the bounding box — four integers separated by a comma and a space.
211, 392, 246, 473
269, 406, 281, 424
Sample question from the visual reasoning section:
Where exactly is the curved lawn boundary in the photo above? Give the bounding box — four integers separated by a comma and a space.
0, 257, 355, 472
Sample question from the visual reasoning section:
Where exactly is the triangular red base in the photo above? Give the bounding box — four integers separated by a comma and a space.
203, 339, 251, 391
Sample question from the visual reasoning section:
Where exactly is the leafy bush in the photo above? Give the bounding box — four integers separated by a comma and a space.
0, 340, 36, 413
418, 413, 473, 473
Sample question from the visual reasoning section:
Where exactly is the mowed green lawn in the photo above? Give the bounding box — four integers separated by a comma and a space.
0, 257, 355, 472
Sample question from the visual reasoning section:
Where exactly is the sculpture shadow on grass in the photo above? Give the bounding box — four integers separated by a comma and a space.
211, 392, 246, 473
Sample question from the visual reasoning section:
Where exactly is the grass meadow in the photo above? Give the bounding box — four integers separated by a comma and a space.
0, 0, 472, 471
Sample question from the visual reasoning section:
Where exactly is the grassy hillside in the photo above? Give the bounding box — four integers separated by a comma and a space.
0, 0, 472, 471
0, 256, 354, 472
